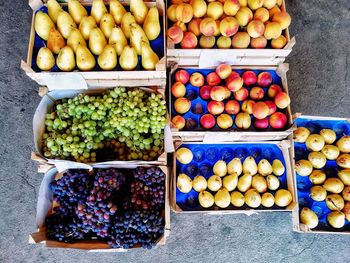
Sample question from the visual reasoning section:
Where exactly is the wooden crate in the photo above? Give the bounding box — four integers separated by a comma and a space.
29, 164, 171, 250
166, 0, 295, 67
169, 63, 295, 142
21, 0, 167, 87
171, 139, 298, 214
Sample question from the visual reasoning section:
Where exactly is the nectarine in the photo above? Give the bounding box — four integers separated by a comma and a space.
171, 82, 187, 98
267, 84, 282, 98
208, 101, 225, 115
216, 63, 232, 80
190, 72, 205, 87
242, 71, 257, 86
200, 114, 216, 129
226, 76, 244, 92
200, 17, 217, 37
167, 26, 184, 44
257, 72, 272, 87
206, 72, 221, 86
225, 100, 240, 114
200, 85, 212, 99
274, 91, 290, 109
232, 32, 251, 48
254, 117, 269, 129
264, 100, 277, 115
252, 101, 269, 119
247, 20, 265, 38
241, 99, 256, 114
172, 115, 186, 130
210, 86, 231, 101
269, 112, 287, 129
253, 7, 269, 22
174, 97, 191, 114
175, 69, 190, 84
250, 86, 265, 100
220, 17, 239, 37
217, 114, 233, 129
234, 87, 249, 101
235, 112, 251, 129
176, 3, 194, 23
181, 32, 198, 49
250, 36, 267, 48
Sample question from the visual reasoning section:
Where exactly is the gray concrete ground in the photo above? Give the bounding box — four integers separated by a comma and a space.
0, 1, 349, 262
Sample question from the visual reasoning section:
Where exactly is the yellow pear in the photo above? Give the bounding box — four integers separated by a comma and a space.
34, 12, 55, 40
47, 28, 65, 54
57, 11, 77, 39
243, 156, 258, 175
109, 26, 128, 56
89, 28, 107, 55
79, 16, 97, 40
91, 0, 108, 24
67, 28, 86, 53
98, 45, 118, 70
130, 24, 149, 55
47, 0, 63, 23
100, 13, 116, 39
119, 45, 138, 70
36, 47, 55, 71
57, 46, 75, 71
121, 12, 136, 39
143, 7, 161, 41
141, 42, 159, 70
110, 0, 127, 25
76, 44, 96, 71
68, 0, 88, 24
130, 0, 148, 24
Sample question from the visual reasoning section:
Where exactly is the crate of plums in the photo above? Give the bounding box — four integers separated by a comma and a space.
172, 139, 297, 213
166, 0, 295, 66
29, 164, 170, 250
21, 0, 167, 87
169, 63, 294, 141
291, 115, 350, 234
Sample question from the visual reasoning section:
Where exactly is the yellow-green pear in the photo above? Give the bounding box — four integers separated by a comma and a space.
57, 46, 75, 71
68, 0, 88, 24
130, 0, 148, 24
143, 7, 161, 40
47, 28, 65, 54
272, 159, 285, 176
91, 0, 108, 24
237, 173, 252, 192
57, 11, 77, 39
47, 0, 62, 23
140, 42, 159, 70
79, 16, 97, 40
227, 158, 242, 175
130, 23, 149, 55
110, 0, 127, 25
36, 47, 55, 71
109, 26, 128, 56
100, 13, 116, 39
98, 45, 117, 70
119, 45, 138, 70
34, 12, 55, 40
89, 28, 107, 55
243, 156, 258, 175
257, 159, 273, 176
67, 28, 86, 53
121, 12, 136, 39
76, 44, 96, 71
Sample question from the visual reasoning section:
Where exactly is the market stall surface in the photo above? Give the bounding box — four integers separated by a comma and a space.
0, 1, 349, 262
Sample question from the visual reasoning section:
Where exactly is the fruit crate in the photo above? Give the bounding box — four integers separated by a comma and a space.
291, 115, 350, 234
29, 164, 171, 250
166, 0, 295, 67
171, 140, 297, 214
21, 0, 167, 87
32, 86, 171, 170
169, 63, 294, 142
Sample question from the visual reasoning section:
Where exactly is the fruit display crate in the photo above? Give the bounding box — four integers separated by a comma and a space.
169, 63, 294, 142
166, 0, 295, 67
291, 115, 350, 234
29, 164, 171, 250
21, 0, 167, 87
171, 139, 297, 214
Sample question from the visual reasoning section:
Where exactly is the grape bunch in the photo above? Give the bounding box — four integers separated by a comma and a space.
42, 87, 167, 162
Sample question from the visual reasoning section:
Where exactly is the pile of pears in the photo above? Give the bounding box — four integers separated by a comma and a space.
34, 0, 162, 72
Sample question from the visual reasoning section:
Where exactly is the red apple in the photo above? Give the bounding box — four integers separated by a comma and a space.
200, 114, 216, 129
269, 112, 287, 129
208, 101, 225, 115
267, 84, 282, 98
234, 87, 249, 101
200, 85, 212, 100
175, 70, 190, 84
225, 100, 240, 115
254, 117, 269, 129
206, 72, 221, 86
242, 71, 257, 86
257, 72, 272, 87
264, 100, 277, 115
249, 86, 265, 100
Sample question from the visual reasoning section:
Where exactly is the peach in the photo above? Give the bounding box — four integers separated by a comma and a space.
171, 82, 186, 97
242, 71, 257, 86
199, 36, 216, 48
235, 112, 251, 129
217, 114, 233, 129
274, 91, 290, 109
254, 117, 269, 129
200, 17, 217, 37
239, 0, 247, 6
181, 32, 198, 49
167, 26, 184, 44
200, 114, 216, 129
232, 32, 251, 48
269, 112, 287, 129
264, 100, 276, 115
174, 97, 191, 114
247, 0, 264, 10
241, 100, 256, 114
167, 5, 178, 22
172, 115, 186, 130
208, 101, 225, 115
176, 21, 187, 31
200, 85, 212, 99
226, 76, 244, 92
176, 3, 194, 23
267, 84, 282, 98
206, 72, 221, 86
250, 86, 265, 100
217, 36, 231, 48
253, 7, 269, 22
191, 0, 207, 18
271, 35, 287, 49
207, 2, 224, 20
210, 86, 231, 101
216, 63, 232, 79
263, 0, 276, 9
252, 101, 269, 119
234, 87, 249, 101
257, 72, 272, 87
219, 17, 239, 37
175, 69, 190, 84
247, 20, 265, 38
225, 100, 240, 114
223, 0, 240, 16
250, 36, 267, 48
235, 7, 253, 26
190, 72, 205, 87
268, 6, 281, 17
272, 11, 291, 30
188, 18, 202, 36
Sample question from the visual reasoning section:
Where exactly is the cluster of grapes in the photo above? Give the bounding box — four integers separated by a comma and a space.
42, 87, 167, 162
